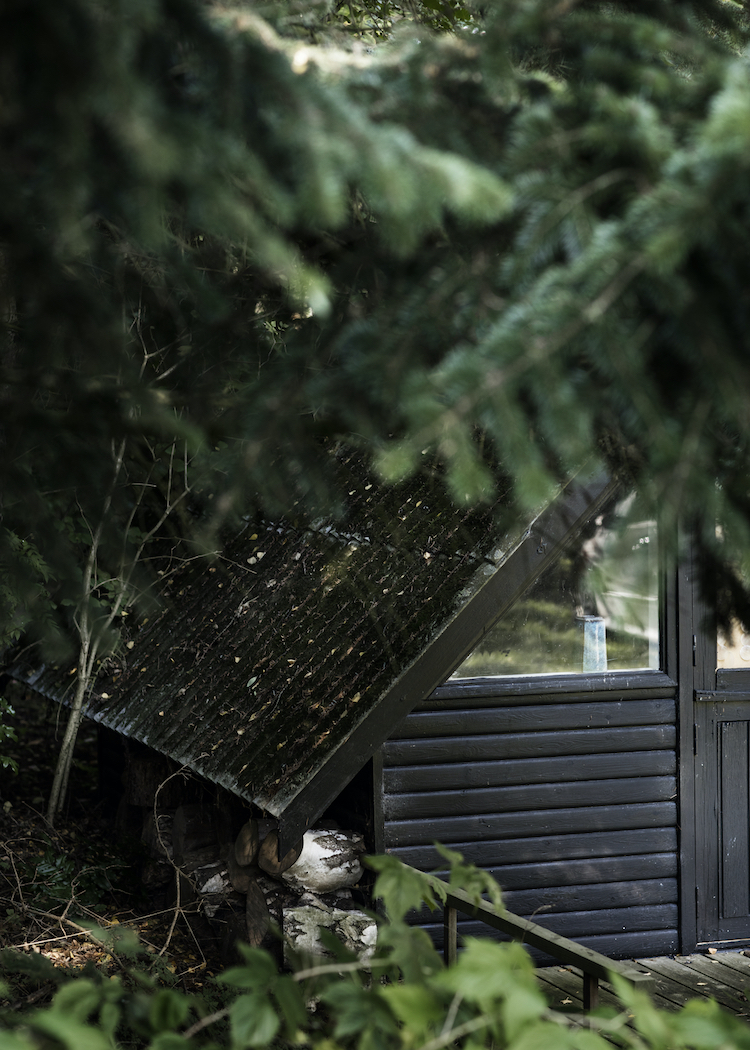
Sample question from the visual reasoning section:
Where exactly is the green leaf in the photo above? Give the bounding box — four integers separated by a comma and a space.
51, 979, 102, 1022
381, 983, 443, 1034
322, 984, 398, 1041
0, 1031, 37, 1050
148, 1035, 192, 1050
149, 988, 190, 1033
376, 922, 443, 983
229, 992, 280, 1049
440, 938, 539, 1009
570, 1029, 617, 1050
368, 854, 442, 922
99, 1000, 121, 1041
434, 844, 504, 912
318, 926, 359, 962
508, 1022, 579, 1050
272, 974, 307, 1031
501, 982, 550, 1043
28, 1011, 110, 1050
219, 946, 278, 991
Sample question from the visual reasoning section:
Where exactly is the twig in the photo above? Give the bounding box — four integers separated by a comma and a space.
441, 991, 463, 1037
182, 1007, 230, 1040
416, 1012, 495, 1050
152, 766, 204, 964
159, 874, 182, 959
22, 909, 128, 970
6, 928, 97, 950
8, 983, 57, 1010
293, 959, 383, 981
1, 844, 25, 908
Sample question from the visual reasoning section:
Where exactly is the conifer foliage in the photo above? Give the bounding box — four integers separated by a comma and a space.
3, 0, 750, 650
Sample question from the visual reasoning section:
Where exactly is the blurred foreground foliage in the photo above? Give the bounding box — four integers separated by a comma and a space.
2, 852, 750, 1050
4, 0, 750, 652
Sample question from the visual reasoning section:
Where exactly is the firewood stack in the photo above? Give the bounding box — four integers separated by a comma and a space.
141, 802, 374, 963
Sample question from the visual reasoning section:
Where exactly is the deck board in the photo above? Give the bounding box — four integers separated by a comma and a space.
537, 951, 750, 1019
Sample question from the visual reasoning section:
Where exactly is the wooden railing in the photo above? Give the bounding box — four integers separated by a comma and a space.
419, 871, 654, 1012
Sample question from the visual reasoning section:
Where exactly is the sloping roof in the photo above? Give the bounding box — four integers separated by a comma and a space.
14, 449, 617, 850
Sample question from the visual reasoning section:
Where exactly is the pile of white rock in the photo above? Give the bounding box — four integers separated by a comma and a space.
281, 829, 377, 963
143, 805, 376, 963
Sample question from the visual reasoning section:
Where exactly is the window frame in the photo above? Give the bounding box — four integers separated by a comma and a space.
442, 481, 671, 695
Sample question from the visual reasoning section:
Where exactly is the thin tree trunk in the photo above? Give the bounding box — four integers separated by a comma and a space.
45, 437, 193, 824
46, 440, 125, 825
46, 638, 98, 823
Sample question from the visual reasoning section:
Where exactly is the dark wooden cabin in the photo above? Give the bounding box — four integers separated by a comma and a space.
11, 450, 747, 961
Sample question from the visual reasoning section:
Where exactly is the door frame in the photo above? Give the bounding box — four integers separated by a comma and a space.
677, 542, 701, 953
677, 540, 750, 951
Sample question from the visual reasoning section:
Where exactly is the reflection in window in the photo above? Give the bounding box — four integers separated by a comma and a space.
717, 622, 750, 668
714, 530, 750, 669
451, 493, 660, 678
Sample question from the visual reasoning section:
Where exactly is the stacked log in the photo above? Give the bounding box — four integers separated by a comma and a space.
139, 803, 372, 963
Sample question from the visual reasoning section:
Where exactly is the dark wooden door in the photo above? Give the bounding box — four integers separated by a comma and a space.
679, 542, 750, 949
695, 688, 750, 944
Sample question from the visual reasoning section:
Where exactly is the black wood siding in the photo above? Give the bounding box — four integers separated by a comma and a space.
381, 676, 679, 960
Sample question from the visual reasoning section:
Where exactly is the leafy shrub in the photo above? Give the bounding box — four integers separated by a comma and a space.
1, 854, 750, 1050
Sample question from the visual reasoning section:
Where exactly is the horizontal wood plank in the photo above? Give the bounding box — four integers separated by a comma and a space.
502, 878, 678, 915
707, 953, 750, 982
387, 826, 678, 866
386, 801, 677, 846
639, 957, 750, 1015
384, 749, 676, 792
535, 965, 659, 1014
490, 852, 678, 889
421, 922, 679, 963
420, 919, 676, 961
438, 904, 678, 939
383, 776, 676, 820
676, 955, 750, 996
534, 967, 586, 1012
429, 674, 676, 703
625, 963, 699, 1010
394, 699, 675, 739
534, 929, 680, 965
409, 878, 677, 920
384, 725, 676, 765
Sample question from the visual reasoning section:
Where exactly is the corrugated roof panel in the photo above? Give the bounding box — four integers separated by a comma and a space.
16, 449, 510, 819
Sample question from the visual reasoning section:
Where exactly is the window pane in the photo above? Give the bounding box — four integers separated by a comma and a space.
451, 493, 660, 678
717, 622, 750, 669
715, 537, 750, 670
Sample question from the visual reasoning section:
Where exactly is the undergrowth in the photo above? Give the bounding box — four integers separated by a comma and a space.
2, 853, 750, 1050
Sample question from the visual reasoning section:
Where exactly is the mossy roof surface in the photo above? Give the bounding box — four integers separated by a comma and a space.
21, 449, 511, 814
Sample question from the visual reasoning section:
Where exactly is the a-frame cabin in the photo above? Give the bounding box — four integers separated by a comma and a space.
12, 450, 747, 960
380, 485, 750, 959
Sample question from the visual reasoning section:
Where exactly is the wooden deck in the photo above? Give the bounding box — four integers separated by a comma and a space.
538, 951, 750, 1018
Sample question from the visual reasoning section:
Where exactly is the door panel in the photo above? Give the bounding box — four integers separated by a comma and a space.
721, 720, 750, 921
695, 694, 750, 943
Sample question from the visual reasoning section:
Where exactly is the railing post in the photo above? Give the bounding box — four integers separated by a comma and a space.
583, 972, 599, 1012
443, 904, 457, 966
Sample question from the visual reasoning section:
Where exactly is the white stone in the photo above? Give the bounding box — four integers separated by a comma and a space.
283, 902, 377, 963
282, 829, 364, 893
199, 872, 231, 895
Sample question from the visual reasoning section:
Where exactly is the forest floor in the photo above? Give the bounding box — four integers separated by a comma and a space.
0, 681, 228, 1007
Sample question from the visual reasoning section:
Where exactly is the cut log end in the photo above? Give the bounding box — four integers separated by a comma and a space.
258, 829, 303, 876
234, 819, 260, 867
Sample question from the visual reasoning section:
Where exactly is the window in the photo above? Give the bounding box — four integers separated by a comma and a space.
451, 493, 660, 678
